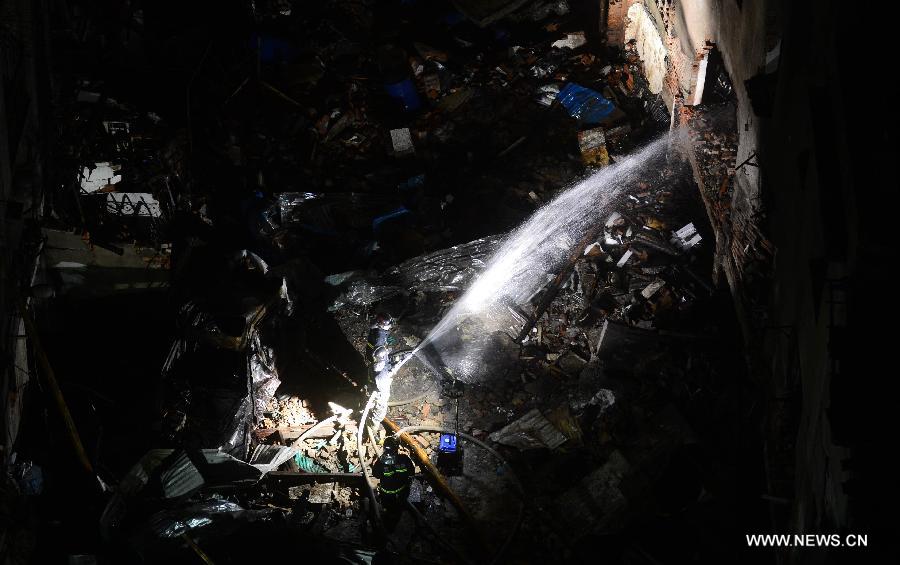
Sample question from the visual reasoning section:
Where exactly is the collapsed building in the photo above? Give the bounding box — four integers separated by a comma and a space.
1, 1, 894, 564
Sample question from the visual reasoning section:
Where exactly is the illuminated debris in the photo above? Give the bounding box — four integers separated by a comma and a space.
670, 222, 703, 251
328, 236, 504, 310
488, 408, 567, 450
278, 192, 321, 225
641, 279, 666, 299
79, 162, 122, 193
577, 127, 610, 167
604, 124, 633, 158
105, 193, 161, 218
616, 249, 633, 268
535, 84, 561, 106
552, 32, 586, 50
390, 128, 415, 155
308, 482, 338, 504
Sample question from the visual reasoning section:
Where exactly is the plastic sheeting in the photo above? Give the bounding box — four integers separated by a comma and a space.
276, 191, 400, 234
159, 300, 281, 460
144, 497, 271, 539
556, 83, 616, 124
220, 331, 281, 458
328, 235, 504, 310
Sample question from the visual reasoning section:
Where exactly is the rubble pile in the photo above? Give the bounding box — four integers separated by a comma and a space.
260, 395, 318, 429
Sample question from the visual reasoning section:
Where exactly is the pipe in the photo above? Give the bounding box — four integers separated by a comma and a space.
357, 393, 385, 537
387, 391, 430, 407
290, 414, 338, 448
395, 426, 525, 565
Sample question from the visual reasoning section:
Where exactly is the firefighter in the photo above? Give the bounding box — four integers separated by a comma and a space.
372, 436, 415, 531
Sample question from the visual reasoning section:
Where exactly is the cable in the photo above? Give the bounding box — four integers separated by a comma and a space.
356, 392, 384, 537
393, 426, 525, 565
387, 390, 431, 407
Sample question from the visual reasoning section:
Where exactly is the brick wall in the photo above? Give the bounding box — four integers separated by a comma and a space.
606, 0, 641, 46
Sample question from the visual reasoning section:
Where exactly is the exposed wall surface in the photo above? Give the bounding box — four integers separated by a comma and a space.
623, 3, 667, 94
671, 0, 715, 102
606, 0, 636, 46
608, 0, 720, 107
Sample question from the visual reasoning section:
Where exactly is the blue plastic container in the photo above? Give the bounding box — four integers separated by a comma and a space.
384, 78, 422, 113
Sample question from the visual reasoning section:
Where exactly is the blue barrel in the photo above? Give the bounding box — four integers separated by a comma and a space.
384, 78, 421, 113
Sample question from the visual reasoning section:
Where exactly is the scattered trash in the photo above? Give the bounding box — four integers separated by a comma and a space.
407, 478, 424, 503
577, 127, 610, 166
671, 222, 703, 250
105, 193, 162, 218
436, 87, 475, 112
307, 482, 337, 504
616, 249, 634, 267
535, 83, 561, 106
79, 162, 122, 193
552, 32, 586, 50
390, 128, 415, 155
641, 279, 666, 299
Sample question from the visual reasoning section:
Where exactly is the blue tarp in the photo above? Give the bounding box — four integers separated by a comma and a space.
556, 83, 616, 124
